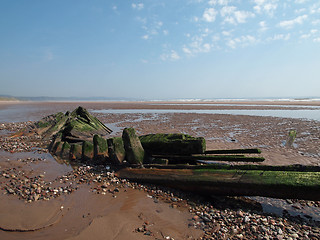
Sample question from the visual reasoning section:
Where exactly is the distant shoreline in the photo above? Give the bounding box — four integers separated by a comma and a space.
1, 99, 320, 106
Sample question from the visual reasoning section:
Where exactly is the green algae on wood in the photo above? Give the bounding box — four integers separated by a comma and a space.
107, 137, 126, 164
204, 148, 261, 154
60, 142, 71, 159
93, 134, 108, 163
82, 141, 94, 161
152, 155, 265, 164
116, 167, 320, 200
139, 133, 206, 155
122, 128, 144, 165
70, 143, 82, 160
285, 130, 297, 148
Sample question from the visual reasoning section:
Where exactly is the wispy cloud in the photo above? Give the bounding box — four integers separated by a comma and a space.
227, 35, 257, 49
253, 0, 278, 16
203, 8, 218, 22
278, 14, 308, 29
160, 50, 180, 61
132, 3, 144, 10
267, 33, 291, 41
208, 0, 230, 6
221, 6, 255, 24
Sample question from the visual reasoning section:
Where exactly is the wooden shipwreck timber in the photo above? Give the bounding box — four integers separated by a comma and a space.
22, 106, 320, 200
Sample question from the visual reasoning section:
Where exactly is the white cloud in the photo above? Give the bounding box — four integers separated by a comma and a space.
295, 8, 306, 14
161, 50, 181, 61
278, 14, 308, 29
295, 0, 308, 3
132, 3, 144, 10
267, 33, 291, 41
227, 35, 257, 49
220, 6, 237, 17
142, 35, 149, 40
259, 21, 268, 31
163, 30, 169, 35
300, 29, 318, 39
312, 19, 320, 25
310, 4, 320, 14
208, 0, 230, 5
253, 0, 278, 16
221, 6, 254, 24
183, 47, 193, 55
234, 10, 255, 23
313, 37, 320, 42
222, 30, 232, 36
203, 8, 218, 22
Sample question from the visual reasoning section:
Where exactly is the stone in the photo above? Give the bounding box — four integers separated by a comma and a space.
122, 128, 144, 165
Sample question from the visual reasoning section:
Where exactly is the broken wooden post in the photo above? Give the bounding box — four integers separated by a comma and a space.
82, 141, 94, 161
139, 133, 206, 155
122, 128, 144, 165
107, 137, 126, 164
93, 134, 108, 163
69, 143, 82, 160
285, 130, 297, 148
60, 142, 71, 159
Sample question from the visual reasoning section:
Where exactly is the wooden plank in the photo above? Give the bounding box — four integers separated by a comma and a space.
116, 167, 320, 200
204, 148, 261, 154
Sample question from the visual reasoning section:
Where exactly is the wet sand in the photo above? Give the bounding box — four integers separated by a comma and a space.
0, 101, 320, 239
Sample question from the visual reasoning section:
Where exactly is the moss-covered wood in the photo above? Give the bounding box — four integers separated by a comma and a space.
204, 148, 261, 154
122, 128, 144, 165
61, 107, 112, 142
116, 167, 320, 200
70, 143, 82, 160
152, 155, 265, 164
139, 133, 206, 155
82, 141, 94, 161
107, 137, 126, 164
137, 163, 320, 172
286, 130, 297, 148
93, 134, 108, 162
60, 142, 71, 159
26, 106, 112, 143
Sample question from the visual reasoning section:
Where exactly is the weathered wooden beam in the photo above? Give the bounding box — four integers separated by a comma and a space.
204, 148, 261, 154
152, 155, 265, 163
139, 133, 206, 155
115, 167, 320, 200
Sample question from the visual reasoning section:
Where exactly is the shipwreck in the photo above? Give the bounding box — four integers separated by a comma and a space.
23, 106, 320, 201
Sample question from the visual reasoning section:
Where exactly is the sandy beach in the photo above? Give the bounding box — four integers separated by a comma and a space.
0, 101, 320, 239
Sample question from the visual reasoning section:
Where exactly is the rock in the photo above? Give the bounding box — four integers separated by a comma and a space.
122, 128, 144, 164
107, 137, 126, 164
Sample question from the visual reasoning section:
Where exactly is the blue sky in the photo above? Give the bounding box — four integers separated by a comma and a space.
0, 0, 320, 100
